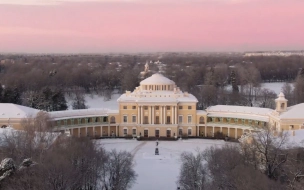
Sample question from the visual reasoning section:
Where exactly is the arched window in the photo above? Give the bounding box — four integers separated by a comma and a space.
199, 117, 205, 124
103, 117, 108, 122
110, 116, 116, 124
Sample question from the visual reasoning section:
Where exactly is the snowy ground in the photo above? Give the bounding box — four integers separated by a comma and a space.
66, 93, 120, 110
262, 82, 293, 94
95, 139, 229, 190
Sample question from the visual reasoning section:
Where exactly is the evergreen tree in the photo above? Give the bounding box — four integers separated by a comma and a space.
32, 87, 67, 111
72, 93, 88, 110
51, 88, 68, 111
2, 87, 21, 105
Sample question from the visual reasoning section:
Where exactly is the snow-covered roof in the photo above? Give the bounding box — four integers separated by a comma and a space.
140, 73, 175, 85
0, 103, 40, 119
49, 108, 119, 120
207, 113, 269, 122
197, 110, 207, 115
288, 129, 304, 147
207, 105, 272, 116
280, 103, 304, 119
117, 90, 198, 103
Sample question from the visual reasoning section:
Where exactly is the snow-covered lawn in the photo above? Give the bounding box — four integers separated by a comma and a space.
95, 139, 229, 190
66, 93, 120, 110
262, 82, 293, 94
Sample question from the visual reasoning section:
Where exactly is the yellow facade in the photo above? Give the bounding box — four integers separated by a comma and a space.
1, 75, 304, 140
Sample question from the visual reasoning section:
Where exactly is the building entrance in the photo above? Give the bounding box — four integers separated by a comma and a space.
155, 130, 160, 138
144, 130, 148, 137
166, 130, 171, 137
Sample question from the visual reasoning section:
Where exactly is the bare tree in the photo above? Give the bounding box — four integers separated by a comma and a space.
241, 126, 290, 180
258, 88, 276, 108
177, 151, 209, 190
100, 150, 137, 190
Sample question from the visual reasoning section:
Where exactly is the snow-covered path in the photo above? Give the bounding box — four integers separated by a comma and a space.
97, 139, 228, 190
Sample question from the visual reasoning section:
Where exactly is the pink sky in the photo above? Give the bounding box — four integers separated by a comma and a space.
0, 0, 303, 53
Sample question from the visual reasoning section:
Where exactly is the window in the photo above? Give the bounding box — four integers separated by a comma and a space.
103, 117, 108, 122
188, 115, 192, 124
144, 106, 148, 110
144, 116, 149, 124
156, 116, 159, 124
167, 116, 171, 124
188, 129, 192, 136
124, 129, 127, 135
132, 129, 136, 135
132, 115, 136, 123
123, 106, 127, 109
199, 116, 205, 124
179, 115, 183, 123
155, 106, 159, 110
167, 106, 171, 110
188, 106, 192, 110
179, 129, 182, 135
179, 106, 183, 109
110, 116, 115, 123
123, 115, 127, 123
132, 106, 136, 109
281, 103, 284, 109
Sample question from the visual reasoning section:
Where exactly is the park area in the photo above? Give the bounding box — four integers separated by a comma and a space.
96, 139, 230, 190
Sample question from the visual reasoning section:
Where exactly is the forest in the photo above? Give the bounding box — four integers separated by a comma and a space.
0, 53, 304, 111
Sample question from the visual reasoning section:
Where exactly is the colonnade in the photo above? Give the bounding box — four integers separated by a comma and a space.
138, 105, 178, 125
199, 125, 251, 139
70, 125, 118, 137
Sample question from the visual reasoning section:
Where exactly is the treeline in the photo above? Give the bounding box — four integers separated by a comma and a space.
0, 53, 304, 111
0, 113, 137, 190
177, 126, 304, 190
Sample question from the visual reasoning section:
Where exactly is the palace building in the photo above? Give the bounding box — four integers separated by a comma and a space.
1, 73, 304, 139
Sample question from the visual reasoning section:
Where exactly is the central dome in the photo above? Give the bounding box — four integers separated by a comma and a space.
140, 73, 175, 85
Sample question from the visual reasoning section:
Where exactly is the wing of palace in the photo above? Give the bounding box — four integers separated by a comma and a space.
1, 73, 304, 139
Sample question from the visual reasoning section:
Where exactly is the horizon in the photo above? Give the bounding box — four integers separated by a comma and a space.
0, 0, 303, 53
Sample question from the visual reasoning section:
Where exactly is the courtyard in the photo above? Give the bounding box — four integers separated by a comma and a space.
96, 139, 231, 190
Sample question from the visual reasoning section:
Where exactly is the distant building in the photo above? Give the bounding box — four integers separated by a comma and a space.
1, 73, 304, 139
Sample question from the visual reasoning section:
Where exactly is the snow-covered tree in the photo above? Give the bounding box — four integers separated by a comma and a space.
178, 151, 209, 190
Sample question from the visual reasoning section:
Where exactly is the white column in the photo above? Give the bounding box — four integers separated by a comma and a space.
93, 127, 95, 137
172, 106, 175, 124
235, 128, 238, 139
108, 125, 110, 137
85, 127, 88, 136
71, 128, 73, 136
78, 128, 80, 137
196, 126, 199, 136
228, 127, 230, 137
212, 127, 214, 137
171, 106, 173, 124
220, 127, 222, 133
150, 106, 152, 124
204, 126, 207, 137
164, 106, 166, 124
138, 106, 140, 124
175, 106, 177, 124
160, 105, 162, 124
141, 106, 143, 124
116, 125, 118, 137
152, 106, 154, 124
